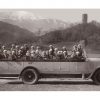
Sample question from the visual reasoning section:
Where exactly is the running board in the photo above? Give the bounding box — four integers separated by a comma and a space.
40, 73, 90, 79
0, 77, 19, 79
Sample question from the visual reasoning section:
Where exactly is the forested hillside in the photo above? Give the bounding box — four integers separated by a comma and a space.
0, 21, 37, 44
40, 22, 100, 49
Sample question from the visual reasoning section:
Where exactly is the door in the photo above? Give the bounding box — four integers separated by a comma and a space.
0, 61, 9, 74
60, 62, 70, 74
7, 61, 23, 74
76, 62, 90, 73
69, 62, 78, 74
61, 62, 78, 74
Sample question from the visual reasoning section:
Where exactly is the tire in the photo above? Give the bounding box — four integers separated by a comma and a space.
92, 70, 100, 85
21, 68, 39, 85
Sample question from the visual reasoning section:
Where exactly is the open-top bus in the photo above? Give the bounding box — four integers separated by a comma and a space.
0, 57, 100, 85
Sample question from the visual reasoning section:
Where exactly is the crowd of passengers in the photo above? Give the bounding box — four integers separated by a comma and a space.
0, 43, 87, 61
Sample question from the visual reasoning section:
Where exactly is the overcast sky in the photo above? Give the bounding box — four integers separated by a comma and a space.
0, 9, 100, 23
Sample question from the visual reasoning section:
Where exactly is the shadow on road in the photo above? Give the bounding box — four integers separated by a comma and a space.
7, 81, 23, 84
7, 80, 94, 85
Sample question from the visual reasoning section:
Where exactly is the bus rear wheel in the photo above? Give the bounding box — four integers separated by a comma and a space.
21, 68, 39, 85
92, 70, 100, 85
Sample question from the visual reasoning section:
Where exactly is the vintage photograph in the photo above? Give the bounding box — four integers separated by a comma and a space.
0, 9, 100, 91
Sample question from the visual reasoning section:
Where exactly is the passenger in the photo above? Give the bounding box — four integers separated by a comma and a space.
45, 50, 50, 60
41, 51, 48, 60
2, 45, 6, 51
11, 50, 17, 60
57, 51, 64, 60
54, 48, 59, 60
0, 44, 2, 59
1, 45, 8, 59
70, 45, 79, 61
35, 46, 41, 54
0, 44, 2, 51
62, 46, 68, 59
77, 44, 87, 61
20, 46, 24, 57
30, 46, 35, 52
30, 45, 34, 49
54, 48, 58, 55
25, 50, 30, 60
11, 44, 15, 52
0, 44, 2, 50
8, 51, 12, 60
77, 44, 83, 56
15, 45, 20, 56
49, 45, 55, 59
71, 45, 78, 58
17, 46, 24, 59
24, 44, 29, 51
35, 46, 42, 60
2, 50, 9, 60
23, 44, 29, 55
30, 46, 36, 60
18, 49, 23, 59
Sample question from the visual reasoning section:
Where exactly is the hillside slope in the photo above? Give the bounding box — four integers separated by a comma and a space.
0, 21, 37, 44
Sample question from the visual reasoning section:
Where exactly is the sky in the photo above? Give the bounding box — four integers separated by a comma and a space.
0, 9, 100, 23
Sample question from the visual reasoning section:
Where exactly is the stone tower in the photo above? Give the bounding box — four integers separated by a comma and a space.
82, 14, 88, 24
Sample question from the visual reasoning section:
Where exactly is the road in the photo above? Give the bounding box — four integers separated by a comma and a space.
0, 78, 100, 91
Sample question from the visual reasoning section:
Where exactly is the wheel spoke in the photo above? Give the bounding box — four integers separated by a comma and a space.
21, 69, 38, 84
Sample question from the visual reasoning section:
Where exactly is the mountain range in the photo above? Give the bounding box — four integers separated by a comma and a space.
0, 11, 71, 36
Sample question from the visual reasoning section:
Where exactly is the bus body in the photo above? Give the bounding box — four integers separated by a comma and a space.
0, 58, 100, 84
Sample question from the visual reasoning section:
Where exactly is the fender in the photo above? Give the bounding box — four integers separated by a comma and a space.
87, 66, 100, 79
19, 66, 39, 79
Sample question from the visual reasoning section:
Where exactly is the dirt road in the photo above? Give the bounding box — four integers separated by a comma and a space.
0, 78, 100, 91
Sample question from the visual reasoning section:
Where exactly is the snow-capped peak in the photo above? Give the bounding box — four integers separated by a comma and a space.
0, 11, 44, 21
8, 11, 38, 21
